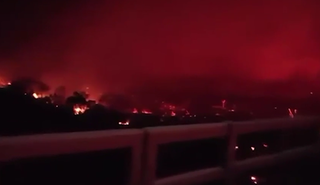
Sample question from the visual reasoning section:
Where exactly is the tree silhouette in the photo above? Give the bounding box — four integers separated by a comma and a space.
66, 91, 87, 105
10, 78, 49, 93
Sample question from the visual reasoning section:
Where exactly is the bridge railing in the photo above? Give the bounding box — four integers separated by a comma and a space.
142, 122, 228, 185
142, 117, 320, 185
0, 117, 319, 185
0, 129, 144, 185
229, 117, 320, 184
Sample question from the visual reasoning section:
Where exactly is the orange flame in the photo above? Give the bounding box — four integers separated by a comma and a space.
73, 105, 87, 115
32, 93, 46, 99
141, 109, 152, 114
119, 120, 130, 125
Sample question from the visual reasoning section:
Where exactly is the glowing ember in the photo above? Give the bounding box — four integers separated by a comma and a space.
235, 145, 239, 150
32, 93, 46, 99
132, 108, 138, 113
73, 105, 87, 115
32, 93, 39, 99
251, 146, 255, 151
161, 102, 176, 110
288, 108, 294, 118
119, 120, 130, 125
263, 144, 268, 148
250, 176, 258, 184
141, 109, 152, 114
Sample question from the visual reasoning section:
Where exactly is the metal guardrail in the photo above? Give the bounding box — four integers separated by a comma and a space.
0, 116, 319, 185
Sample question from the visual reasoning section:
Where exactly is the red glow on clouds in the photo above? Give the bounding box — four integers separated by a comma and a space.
1, 0, 320, 96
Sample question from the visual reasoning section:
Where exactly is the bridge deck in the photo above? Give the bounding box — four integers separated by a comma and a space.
198, 155, 320, 185
235, 155, 320, 185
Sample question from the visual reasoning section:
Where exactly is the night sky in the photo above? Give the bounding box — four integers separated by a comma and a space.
1, 0, 320, 97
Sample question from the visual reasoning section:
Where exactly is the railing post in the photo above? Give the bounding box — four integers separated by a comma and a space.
141, 130, 158, 185
316, 119, 320, 148
130, 140, 144, 185
225, 122, 237, 185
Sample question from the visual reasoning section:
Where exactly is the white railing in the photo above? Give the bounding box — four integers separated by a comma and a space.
142, 122, 228, 185
228, 116, 320, 185
0, 129, 144, 185
142, 116, 320, 185
0, 116, 319, 185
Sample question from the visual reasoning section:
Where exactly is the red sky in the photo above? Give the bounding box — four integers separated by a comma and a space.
1, 0, 320, 96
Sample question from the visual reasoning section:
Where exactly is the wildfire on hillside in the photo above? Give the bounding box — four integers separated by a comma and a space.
0, 76, 305, 119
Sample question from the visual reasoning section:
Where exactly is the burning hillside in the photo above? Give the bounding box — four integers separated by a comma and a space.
0, 74, 318, 137
0, 76, 317, 117
0, 77, 253, 117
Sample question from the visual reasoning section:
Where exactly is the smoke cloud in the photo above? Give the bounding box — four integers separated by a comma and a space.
1, 0, 320, 96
